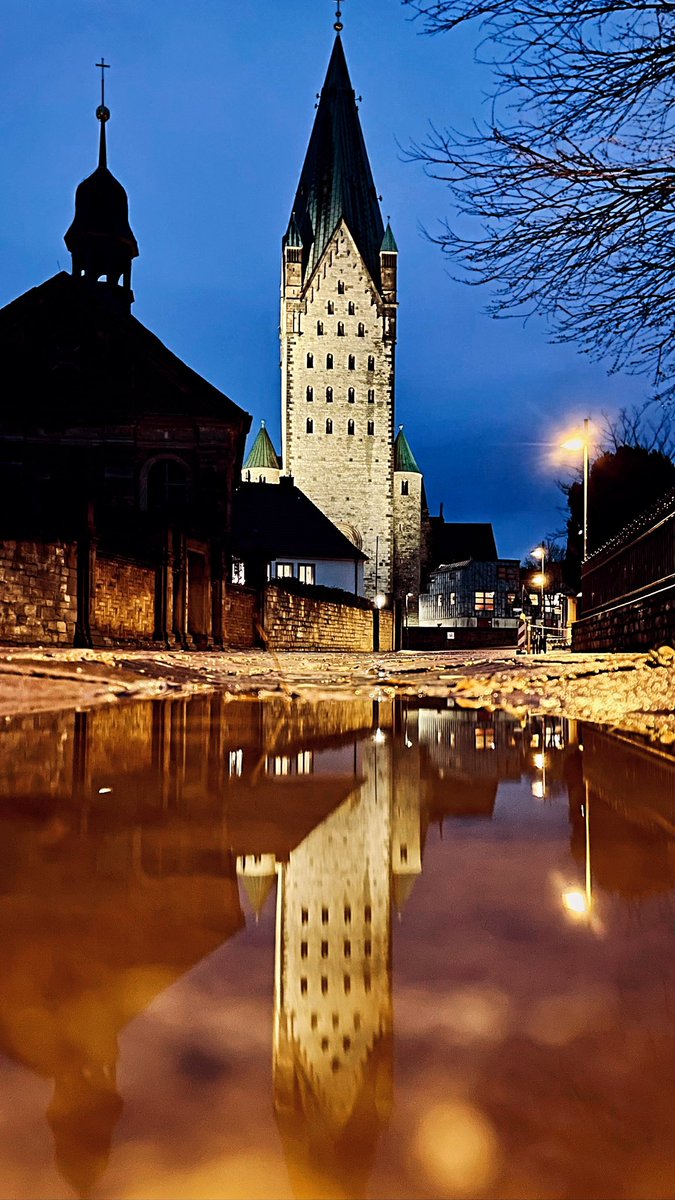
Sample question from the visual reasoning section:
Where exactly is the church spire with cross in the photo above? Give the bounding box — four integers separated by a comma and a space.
64, 58, 139, 307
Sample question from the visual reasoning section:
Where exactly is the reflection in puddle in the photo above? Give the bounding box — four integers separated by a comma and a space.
0, 698, 674, 1198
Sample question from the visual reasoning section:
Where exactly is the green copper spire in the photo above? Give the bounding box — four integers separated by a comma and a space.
381, 222, 398, 253
243, 421, 281, 471
394, 426, 421, 474
289, 35, 385, 288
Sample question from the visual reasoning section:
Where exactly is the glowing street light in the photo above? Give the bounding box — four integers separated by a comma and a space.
562, 782, 593, 922
561, 417, 591, 561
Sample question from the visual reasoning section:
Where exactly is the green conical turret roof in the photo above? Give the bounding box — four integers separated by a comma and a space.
381, 223, 398, 253
285, 212, 303, 248
289, 35, 385, 288
394, 426, 421, 474
244, 421, 281, 471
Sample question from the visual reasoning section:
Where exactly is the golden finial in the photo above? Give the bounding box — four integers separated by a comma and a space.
334, 1, 344, 33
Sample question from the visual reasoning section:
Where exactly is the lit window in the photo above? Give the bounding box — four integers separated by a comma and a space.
368, 355, 375, 371
348, 301, 355, 315
529, 593, 539, 605
347, 420, 355, 435
326, 419, 333, 434
228, 749, 243, 777
401, 480, 408, 496
475, 727, 496, 751
348, 387, 355, 403
306, 385, 313, 402
297, 749, 314, 772
367, 420, 374, 435
337, 280, 345, 294
337, 321, 345, 336
348, 354, 356, 370
326, 386, 333, 402
437, 594, 443, 608
276, 562, 293, 579
326, 353, 333, 370
507, 592, 516, 605
231, 558, 245, 585
298, 563, 316, 585
317, 320, 324, 335
450, 592, 456, 606
306, 418, 314, 433
368, 389, 375, 404
306, 352, 314, 368
357, 322, 365, 337
475, 591, 495, 613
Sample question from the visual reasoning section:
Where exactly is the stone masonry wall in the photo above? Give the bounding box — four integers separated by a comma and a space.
264, 582, 375, 651
0, 540, 77, 645
282, 222, 395, 597
379, 609, 394, 652
572, 585, 675, 652
93, 555, 155, 643
393, 469, 422, 612
223, 585, 258, 648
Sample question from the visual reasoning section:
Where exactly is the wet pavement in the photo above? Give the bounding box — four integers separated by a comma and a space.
0, 694, 674, 1198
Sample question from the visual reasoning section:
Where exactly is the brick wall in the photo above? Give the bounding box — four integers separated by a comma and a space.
0, 540, 77, 645
264, 581, 375, 651
93, 554, 156, 643
379, 609, 394, 652
223, 585, 258, 648
572, 585, 675, 652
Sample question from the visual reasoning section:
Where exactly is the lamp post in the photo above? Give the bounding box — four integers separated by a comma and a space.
531, 545, 547, 646
562, 418, 590, 561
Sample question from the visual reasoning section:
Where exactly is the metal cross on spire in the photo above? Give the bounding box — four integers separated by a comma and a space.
334, 1, 344, 33
95, 58, 110, 121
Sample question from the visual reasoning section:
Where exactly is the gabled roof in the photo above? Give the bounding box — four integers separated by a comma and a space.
430, 520, 498, 566
394, 427, 422, 474
290, 36, 385, 289
0, 272, 250, 430
244, 422, 281, 470
233, 479, 367, 562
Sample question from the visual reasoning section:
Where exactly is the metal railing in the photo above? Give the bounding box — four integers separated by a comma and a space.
581, 487, 675, 615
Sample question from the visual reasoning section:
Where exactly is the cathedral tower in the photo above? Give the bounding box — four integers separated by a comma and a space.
281, 32, 397, 598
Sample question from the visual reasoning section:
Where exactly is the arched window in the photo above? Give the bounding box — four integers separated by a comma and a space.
307, 352, 314, 368
326, 353, 333, 369
306, 418, 314, 433
326, 386, 333, 402
317, 320, 324, 335
348, 301, 355, 315
401, 479, 409, 495
347, 420, 355, 435
368, 355, 375, 371
327, 300, 335, 314
368, 389, 375, 404
348, 355, 356, 370
337, 280, 345, 295
357, 322, 365, 337
145, 457, 190, 515
348, 387, 355, 404
337, 321, 345, 336
326, 418, 333, 434
306, 385, 314, 402
367, 420, 374, 435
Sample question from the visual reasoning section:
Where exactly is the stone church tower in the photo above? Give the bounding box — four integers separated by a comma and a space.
281, 33, 398, 598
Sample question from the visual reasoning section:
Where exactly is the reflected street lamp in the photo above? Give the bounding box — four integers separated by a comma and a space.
561, 418, 591, 561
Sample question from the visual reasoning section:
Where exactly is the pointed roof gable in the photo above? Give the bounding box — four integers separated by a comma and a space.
244, 422, 281, 470
394, 427, 422, 474
290, 36, 385, 289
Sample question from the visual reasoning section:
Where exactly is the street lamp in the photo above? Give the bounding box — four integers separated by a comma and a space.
561, 418, 591, 561
531, 545, 547, 634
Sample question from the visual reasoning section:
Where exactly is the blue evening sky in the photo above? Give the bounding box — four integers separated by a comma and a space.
0, 0, 645, 559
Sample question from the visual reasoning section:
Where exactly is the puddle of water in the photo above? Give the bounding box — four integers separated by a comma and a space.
0, 696, 674, 1200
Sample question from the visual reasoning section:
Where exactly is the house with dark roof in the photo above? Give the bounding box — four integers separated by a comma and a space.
0, 87, 250, 647
232, 477, 366, 594
419, 557, 520, 643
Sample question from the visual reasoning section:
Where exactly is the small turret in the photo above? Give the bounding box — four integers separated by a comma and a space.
283, 212, 303, 304
242, 420, 281, 484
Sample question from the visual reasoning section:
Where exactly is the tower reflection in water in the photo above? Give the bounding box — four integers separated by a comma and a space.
0, 695, 672, 1198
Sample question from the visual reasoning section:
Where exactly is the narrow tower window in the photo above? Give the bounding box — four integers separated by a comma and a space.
367, 420, 374, 436
307, 352, 314, 368
368, 355, 375, 371
348, 387, 355, 404
337, 280, 345, 295
348, 301, 355, 315
306, 418, 314, 433
317, 320, 324, 335
326, 419, 333, 434
326, 386, 333, 402
306, 385, 314, 402
368, 389, 375, 404
357, 322, 365, 337
348, 355, 356, 371
401, 479, 409, 495
326, 353, 333, 370
327, 300, 335, 315
347, 420, 355, 436
337, 321, 345, 337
